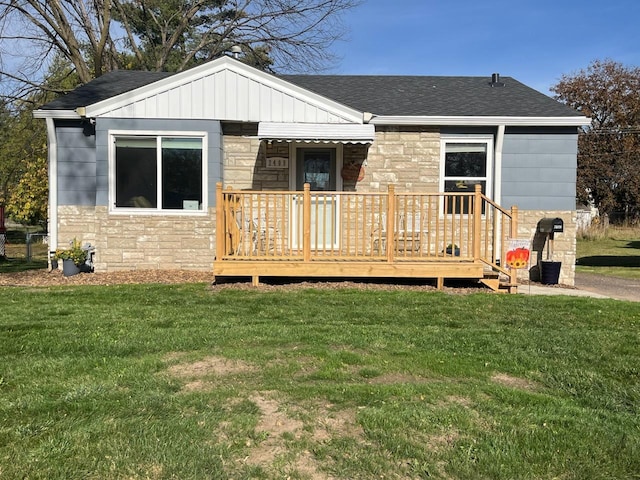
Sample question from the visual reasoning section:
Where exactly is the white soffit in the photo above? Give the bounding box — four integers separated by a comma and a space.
258, 122, 375, 144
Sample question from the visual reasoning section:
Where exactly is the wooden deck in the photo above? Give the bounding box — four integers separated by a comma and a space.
213, 183, 518, 292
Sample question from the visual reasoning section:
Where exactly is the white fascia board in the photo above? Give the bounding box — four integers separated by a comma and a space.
370, 115, 591, 127
33, 109, 82, 119
83, 56, 364, 123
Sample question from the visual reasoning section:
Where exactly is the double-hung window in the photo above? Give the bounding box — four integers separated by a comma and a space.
440, 137, 493, 213
111, 132, 206, 212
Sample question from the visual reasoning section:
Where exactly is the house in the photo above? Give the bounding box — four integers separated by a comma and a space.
34, 56, 589, 288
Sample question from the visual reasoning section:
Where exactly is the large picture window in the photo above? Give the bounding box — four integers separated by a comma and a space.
441, 138, 492, 214
112, 133, 206, 212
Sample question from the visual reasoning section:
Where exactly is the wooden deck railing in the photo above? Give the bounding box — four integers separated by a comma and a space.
215, 183, 517, 284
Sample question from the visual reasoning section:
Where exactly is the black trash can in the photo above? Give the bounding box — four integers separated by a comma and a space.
541, 261, 562, 285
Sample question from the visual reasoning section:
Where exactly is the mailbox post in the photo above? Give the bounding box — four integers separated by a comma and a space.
538, 217, 564, 284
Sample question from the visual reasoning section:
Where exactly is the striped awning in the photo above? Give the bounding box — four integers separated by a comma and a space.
258, 122, 375, 144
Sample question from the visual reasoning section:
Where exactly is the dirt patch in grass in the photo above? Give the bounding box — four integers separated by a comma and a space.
181, 380, 216, 393
426, 430, 461, 453
313, 407, 364, 442
244, 393, 325, 478
167, 355, 257, 379
491, 372, 538, 391
240, 393, 364, 479
365, 372, 432, 385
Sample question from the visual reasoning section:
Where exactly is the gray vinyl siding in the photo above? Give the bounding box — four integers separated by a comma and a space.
501, 128, 578, 210
94, 118, 223, 207
56, 121, 97, 206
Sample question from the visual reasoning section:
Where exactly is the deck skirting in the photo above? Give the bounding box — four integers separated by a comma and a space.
213, 259, 486, 284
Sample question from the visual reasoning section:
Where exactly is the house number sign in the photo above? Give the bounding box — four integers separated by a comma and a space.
266, 157, 288, 169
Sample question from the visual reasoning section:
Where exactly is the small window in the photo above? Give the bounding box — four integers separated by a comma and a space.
441, 139, 492, 214
112, 133, 205, 212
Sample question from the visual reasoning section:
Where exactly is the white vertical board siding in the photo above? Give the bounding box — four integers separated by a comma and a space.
192, 79, 203, 118
236, 75, 249, 120
213, 72, 226, 118
145, 95, 156, 117
93, 66, 358, 123
180, 84, 192, 118
259, 84, 271, 120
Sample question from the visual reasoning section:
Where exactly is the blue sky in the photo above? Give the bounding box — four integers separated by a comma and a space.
331, 0, 640, 95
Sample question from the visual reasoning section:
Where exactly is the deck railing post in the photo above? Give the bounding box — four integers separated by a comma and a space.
386, 184, 395, 262
215, 182, 224, 260
473, 184, 482, 261
303, 183, 311, 262
509, 205, 519, 287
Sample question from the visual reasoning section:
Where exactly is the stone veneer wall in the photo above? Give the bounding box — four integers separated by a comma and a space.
221, 125, 441, 193
516, 210, 577, 286
222, 123, 289, 190
57, 206, 216, 272
358, 126, 440, 193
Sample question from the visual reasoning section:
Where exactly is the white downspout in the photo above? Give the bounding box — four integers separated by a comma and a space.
46, 117, 58, 260
494, 124, 505, 206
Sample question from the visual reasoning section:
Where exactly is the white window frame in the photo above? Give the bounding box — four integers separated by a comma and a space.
439, 136, 493, 214
108, 130, 208, 215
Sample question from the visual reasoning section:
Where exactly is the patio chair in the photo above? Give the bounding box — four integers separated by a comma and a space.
252, 215, 282, 255
397, 212, 425, 252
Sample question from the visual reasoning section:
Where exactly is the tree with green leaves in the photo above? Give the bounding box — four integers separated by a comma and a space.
0, 57, 76, 227
0, 103, 48, 226
551, 59, 640, 222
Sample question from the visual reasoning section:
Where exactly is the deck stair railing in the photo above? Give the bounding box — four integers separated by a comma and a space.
216, 183, 517, 286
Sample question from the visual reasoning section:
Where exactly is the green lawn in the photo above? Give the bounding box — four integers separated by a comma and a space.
1, 284, 639, 479
576, 226, 640, 279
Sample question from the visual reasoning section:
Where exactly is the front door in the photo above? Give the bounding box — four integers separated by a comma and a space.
295, 148, 339, 249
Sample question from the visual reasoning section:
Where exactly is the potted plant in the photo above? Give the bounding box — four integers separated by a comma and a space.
54, 238, 87, 277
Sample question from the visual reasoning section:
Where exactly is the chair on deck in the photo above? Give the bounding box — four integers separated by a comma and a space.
397, 212, 425, 252
232, 210, 281, 256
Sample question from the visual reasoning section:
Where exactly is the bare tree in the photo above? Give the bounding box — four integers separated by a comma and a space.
0, 0, 359, 100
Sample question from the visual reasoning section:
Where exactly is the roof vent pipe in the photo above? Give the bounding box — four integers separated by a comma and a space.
490, 73, 505, 87
230, 45, 242, 59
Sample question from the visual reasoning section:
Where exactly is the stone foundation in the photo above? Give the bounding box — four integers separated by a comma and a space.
516, 210, 577, 286
57, 206, 216, 272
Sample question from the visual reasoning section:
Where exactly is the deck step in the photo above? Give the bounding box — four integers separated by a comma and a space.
480, 274, 518, 294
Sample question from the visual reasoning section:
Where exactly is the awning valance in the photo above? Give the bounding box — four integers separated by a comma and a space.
258, 122, 375, 144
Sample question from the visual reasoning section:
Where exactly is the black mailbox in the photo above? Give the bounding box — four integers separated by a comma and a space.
538, 217, 564, 234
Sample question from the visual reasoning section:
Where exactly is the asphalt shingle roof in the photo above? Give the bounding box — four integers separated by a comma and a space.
280, 75, 579, 117
41, 70, 172, 110
40, 68, 579, 118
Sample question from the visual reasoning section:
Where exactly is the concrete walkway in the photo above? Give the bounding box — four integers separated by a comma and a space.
519, 272, 639, 301
519, 283, 611, 299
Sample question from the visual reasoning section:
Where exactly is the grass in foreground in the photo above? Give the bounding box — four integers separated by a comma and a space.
1, 284, 639, 479
576, 226, 640, 279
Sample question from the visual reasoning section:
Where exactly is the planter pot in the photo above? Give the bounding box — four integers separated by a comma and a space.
62, 259, 80, 277
446, 247, 460, 256
79, 263, 93, 273
541, 261, 562, 285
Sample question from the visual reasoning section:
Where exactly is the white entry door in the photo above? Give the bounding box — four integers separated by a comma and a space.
294, 148, 339, 249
